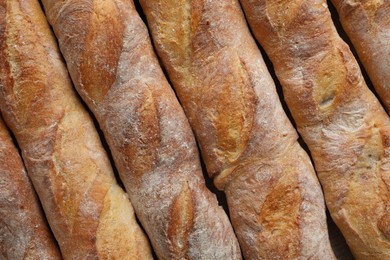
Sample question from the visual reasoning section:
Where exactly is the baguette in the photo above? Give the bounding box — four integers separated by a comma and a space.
0, 115, 62, 259
240, 0, 390, 258
331, 0, 390, 112
41, 0, 241, 259
0, 1, 152, 259
139, 0, 335, 259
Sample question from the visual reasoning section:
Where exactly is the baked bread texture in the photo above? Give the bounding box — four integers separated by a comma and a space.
240, 0, 390, 259
41, 0, 241, 259
331, 0, 390, 113
0, 0, 152, 259
139, 0, 335, 259
0, 115, 62, 259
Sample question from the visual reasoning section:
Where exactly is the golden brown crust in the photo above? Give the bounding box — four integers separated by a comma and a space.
0, 115, 62, 259
331, 0, 390, 112
240, 0, 390, 258
41, 0, 241, 259
0, 1, 152, 259
140, 0, 335, 259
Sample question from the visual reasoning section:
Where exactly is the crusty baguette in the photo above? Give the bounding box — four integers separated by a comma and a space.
41, 0, 241, 259
0, 115, 62, 259
240, 0, 390, 258
139, 0, 335, 259
331, 0, 390, 112
0, 1, 152, 259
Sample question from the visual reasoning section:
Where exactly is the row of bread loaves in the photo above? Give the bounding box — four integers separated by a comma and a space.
1, 0, 389, 259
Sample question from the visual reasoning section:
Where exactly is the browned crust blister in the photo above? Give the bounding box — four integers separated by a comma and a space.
140, 0, 335, 259
0, 1, 152, 259
41, 0, 242, 259
331, 0, 390, 111
0, 116, 62, 259
240, 0, 390, 259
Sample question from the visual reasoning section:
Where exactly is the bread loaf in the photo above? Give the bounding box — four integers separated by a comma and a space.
139, 0, 335, 259
41, 0, 241, 259
0, 115, 62, 259
240, 0, 390, 258
0, 1, 152, 259
331, 0, 390, 112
